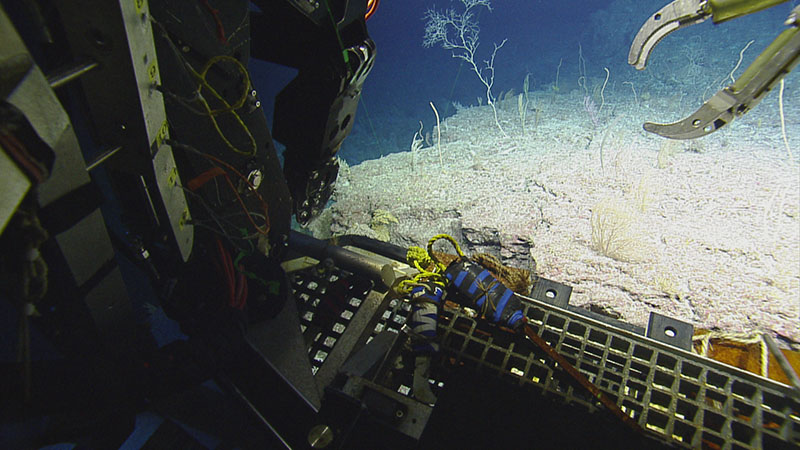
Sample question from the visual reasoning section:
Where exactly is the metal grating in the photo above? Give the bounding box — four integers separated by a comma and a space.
364, 294, 448, 400
291, 268, 373, 374
436, 295, 800, 449
368, 297, 411, 338
287, 262, 799, 448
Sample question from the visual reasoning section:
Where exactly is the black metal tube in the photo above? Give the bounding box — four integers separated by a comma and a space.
288, 231, 385, 283
85, 146, 122, 172
47, 60, 98, 89
332, 234, 408, 263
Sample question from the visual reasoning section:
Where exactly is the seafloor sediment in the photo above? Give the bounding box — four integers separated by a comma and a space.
321, 88, 800, 344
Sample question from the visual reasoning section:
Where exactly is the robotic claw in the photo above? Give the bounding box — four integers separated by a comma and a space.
629, 0, 800, 139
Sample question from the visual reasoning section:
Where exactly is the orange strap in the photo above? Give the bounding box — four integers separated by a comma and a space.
187, 167, 227, 191
522, 322, 645, 435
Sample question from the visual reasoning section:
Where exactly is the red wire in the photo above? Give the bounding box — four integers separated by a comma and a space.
220, 174, 269, 235
185, 159, 269, 236
187, 167, 226, 191
234, 270, 244, 309
183, 146, 271, 236
216, 237, 250, 310
240, 274, 248, 308
235, 269, 247, 309
224, 255, 235, 304
201, 0, 227, 44
215, 238, 235, 306
0, 133, 45, 183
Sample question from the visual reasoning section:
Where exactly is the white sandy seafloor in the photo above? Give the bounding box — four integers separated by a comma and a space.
317, 85, 800, 345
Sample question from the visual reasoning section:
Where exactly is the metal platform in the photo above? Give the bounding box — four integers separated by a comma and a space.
435, 293, 800, 449
287, 261, 799, 449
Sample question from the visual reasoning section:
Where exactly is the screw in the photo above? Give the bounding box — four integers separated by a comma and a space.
247, 169, 263, 189
307, 424, 334, 448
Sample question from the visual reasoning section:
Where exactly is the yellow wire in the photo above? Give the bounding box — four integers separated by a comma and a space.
186, 55, 256, 157
197, 55, 250, 115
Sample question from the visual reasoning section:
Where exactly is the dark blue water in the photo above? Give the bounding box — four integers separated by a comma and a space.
254, 0, 795, 164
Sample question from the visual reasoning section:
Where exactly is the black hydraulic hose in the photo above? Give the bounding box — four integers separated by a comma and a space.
331, 234, 408, 264
288, 231, 386, 283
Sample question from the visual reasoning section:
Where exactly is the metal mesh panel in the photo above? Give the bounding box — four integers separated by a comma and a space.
291, 268, 373, 374
288, 262, 798, 448
436, 295, 800, 449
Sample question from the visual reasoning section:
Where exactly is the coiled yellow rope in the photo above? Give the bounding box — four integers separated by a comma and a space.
396, 234, 465, 294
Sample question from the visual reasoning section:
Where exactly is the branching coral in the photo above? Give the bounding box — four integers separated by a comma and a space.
590, 198, 642, 262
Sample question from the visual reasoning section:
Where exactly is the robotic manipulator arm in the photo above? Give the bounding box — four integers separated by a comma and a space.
252, 0, 376, 226
629, 0, 800, 139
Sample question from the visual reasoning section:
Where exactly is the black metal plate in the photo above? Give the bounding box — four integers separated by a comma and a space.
530, 277, 572, 308
646, 312, 694, 351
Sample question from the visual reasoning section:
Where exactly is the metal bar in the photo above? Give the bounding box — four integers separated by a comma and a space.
47, 61, 98, 89
221, 377, 292, 450
85, 146, 122, 172
139, 175, 161, 227
763, 333, 800, 395
54, 0, 193, 261
288, 231, 386, 284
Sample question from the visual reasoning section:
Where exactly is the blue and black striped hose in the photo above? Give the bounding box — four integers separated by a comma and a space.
407, 284, 443, 354
443, 258, 525, 331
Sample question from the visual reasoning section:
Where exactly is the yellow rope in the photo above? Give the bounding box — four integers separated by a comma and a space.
426, 233, 464, 265
396, 274, 447, 294
396, 234, 464, 295
407, 246, 433, 268
692, 331, 769, 377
